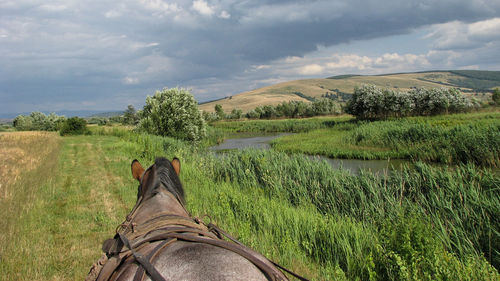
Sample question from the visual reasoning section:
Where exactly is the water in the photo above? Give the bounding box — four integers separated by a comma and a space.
210, 133, 409, 175
307, 155, 408, 175
210, 133, 292, 151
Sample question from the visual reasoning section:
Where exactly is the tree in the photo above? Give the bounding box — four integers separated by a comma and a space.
12, 112, 65, 131
30, 111, 50, 130
230, 108, 243, 119
123, 104, 139, 125
137, 88, 206, 141
47, 112, 66, 131
60, 117, 89, 136
493, 88, 500, 105
13, 115, 33, 131
215, 104, 225, 120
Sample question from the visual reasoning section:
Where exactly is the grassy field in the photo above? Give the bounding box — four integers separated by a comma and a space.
1, 122, 499, 280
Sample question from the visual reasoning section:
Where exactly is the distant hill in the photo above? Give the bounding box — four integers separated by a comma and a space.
86, 111, 123, 118
0, 110, 122, 120
199, 70, 500, 113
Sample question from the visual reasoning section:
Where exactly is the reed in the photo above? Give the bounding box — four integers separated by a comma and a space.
273, 111, 500, 166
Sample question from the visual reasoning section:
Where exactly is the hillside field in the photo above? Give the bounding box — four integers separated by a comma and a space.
199, 70, 500, 113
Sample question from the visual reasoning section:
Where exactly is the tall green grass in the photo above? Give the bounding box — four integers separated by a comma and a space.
202, 149, 500, 269
91, 128, 499, 280
273, 111, 500, 166
211, 115, 353, 133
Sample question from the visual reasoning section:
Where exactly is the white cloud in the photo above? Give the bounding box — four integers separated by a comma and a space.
105, 10, 122, 18
250, 51, 433, 80
426, 17, 500, 50
219, 10, 230, 19
139, 0, 182, 17
469, 17, 500, 40
38, 4, 68, 12
325, 54, 372, 70
192, 0, 214, 17
123, 77, 139, 85
299, 64, 324, 75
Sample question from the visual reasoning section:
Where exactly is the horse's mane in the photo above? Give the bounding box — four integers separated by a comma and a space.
152, 157, 185, 205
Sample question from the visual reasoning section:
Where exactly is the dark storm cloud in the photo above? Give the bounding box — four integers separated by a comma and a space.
1, 0, 499, 113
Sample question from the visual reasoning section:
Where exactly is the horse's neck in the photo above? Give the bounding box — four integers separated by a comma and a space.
132, 190, 189, 225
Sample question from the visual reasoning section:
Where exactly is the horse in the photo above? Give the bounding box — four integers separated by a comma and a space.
86, 157, 305, 281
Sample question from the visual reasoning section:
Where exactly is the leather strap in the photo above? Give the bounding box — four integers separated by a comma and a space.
118, 233, 167, 281
133, 239, 175, 281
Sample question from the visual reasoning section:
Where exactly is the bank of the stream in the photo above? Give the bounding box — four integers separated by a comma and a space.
210, 110, 500, 167
209, 132, 409, 175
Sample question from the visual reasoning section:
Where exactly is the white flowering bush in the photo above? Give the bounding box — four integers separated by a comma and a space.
347, 85, 476, 119
137, 88, 206, 141
13, 112, 66, 131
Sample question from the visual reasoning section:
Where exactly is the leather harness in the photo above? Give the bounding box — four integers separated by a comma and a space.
86, 193, 309, 281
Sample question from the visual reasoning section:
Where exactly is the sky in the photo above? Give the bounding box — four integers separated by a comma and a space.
1, 0, 500, 114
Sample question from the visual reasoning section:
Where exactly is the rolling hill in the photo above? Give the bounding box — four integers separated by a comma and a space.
199, 70, 500, 113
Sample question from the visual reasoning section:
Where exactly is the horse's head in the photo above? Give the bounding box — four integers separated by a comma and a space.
130, 157, 184, 206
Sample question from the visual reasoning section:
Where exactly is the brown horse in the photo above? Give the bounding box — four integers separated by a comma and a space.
87, 157, 297, 281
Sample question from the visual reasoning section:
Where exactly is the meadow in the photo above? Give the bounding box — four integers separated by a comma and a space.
1, 111, 499, 280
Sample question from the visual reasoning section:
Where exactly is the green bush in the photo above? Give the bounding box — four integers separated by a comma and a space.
59, 117, 90, 136
137, 88, 206, 141
13, 112, 66, 131
492, 88, 500, 105
346, 85, 477, 119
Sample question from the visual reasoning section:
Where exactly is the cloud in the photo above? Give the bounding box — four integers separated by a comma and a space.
257, 52, 431, 79
123, 77, 139, 85
191, 0, 214, 17
1, 1, 500, 113
219, 10, 230, 19
426, 17, 500, 50
299, 64, 324, 75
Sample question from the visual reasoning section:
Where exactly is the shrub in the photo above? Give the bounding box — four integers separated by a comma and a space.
123, 104, 139, 125
137, 87, 206, 141
13, 115, 34, 131
215, 104, 225, 120
493, 88, 500, 105
346, 85, 476, 119
229, 108, 243, 119
59, 117, 90, 136
13, 112, 66, 131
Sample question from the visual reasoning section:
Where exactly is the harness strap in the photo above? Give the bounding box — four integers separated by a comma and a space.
133, 239, 175, 281
118, 233, 167, 281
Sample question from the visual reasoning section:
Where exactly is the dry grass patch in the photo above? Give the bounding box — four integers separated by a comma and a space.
0, 131, 60, 199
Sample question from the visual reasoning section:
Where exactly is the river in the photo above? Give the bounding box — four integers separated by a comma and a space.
210, 133, 408, 175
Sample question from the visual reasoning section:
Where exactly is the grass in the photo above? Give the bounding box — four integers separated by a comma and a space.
271, 111, 500, 166
96, 128, 500, 279
211, 115, 353, 133
1, 124, 499, 280
0, 132, 63, 279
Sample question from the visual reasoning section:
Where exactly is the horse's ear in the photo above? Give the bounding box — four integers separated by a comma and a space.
131, 160, 145, 181
171, 158, 181, 176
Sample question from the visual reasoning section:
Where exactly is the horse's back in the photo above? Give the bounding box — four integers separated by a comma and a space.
115, 241, 269, 281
